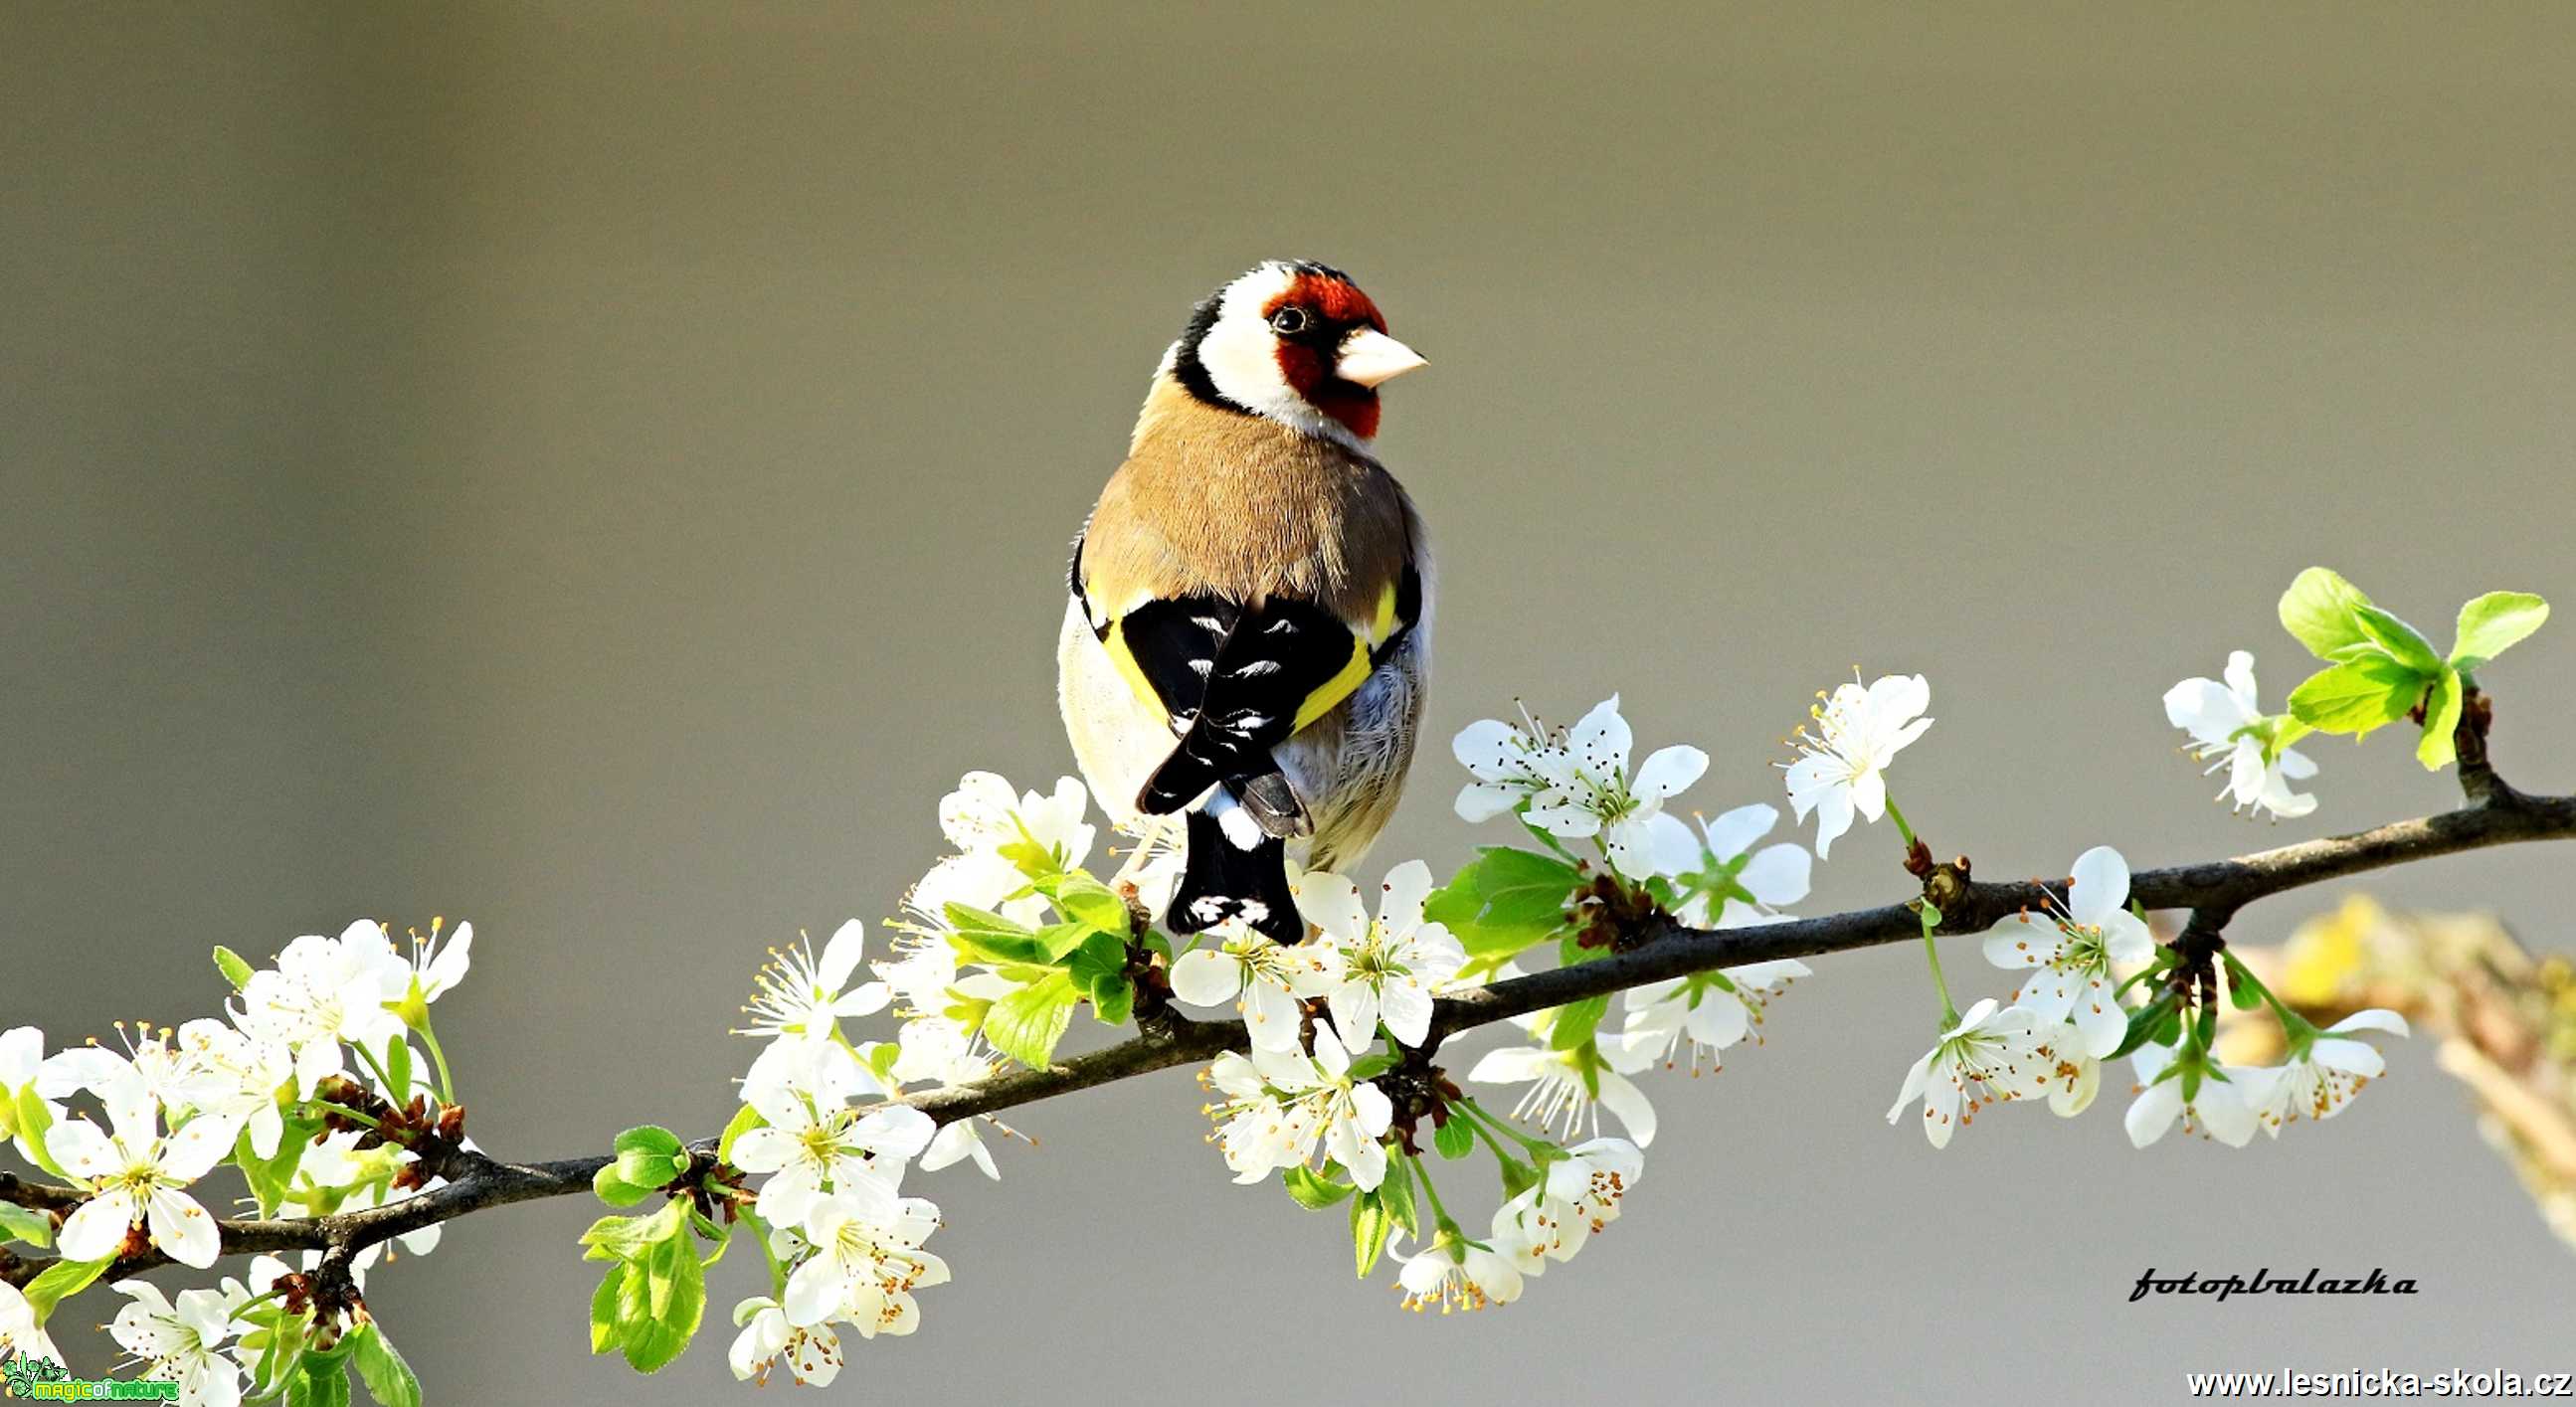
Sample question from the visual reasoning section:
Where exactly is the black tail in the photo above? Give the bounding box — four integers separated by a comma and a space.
1139, 744, 1310, 839
1137, 738, 1232, 815
1167, 809, 1301, 944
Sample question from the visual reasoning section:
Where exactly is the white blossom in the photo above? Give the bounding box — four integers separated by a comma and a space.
1293, 861, 1467, 1054
1395, 1237, 1524, 1313
1885, 999, 2049, 1148
734, 921, 891, 1045
1619, 960, 1809, 1075
2029, 1020, 2102, 1118
1, 1026, 54, 1167
2239, 1009, 2410, 1136
1468, 1024, 1658, 1147
729, 1296, 843, 1386
1168, 923, 1337, 1053
1196, 1026, 1392, 1189
49, 1075, 239, 1269
731, 1042, 932, 1226
0, 1277, 61, 1374
939, 771, 1095, 875
1455, 698, 1708, 880
168, 1018, 293, 1160
39, 1023, 195, 1123
891, 1017, 1006, 1179
2163, 650, 2318, 820
1451, 704, 1568, 824
2125, 1039, 2261, 1148
1980, 845, 2155, 1058
1647, 801, 1811, 925
381, 917, 472, 1008
108, 1280, 245, 1407
1782, 672, 1932, 859
1491, 1137, 1644, 1275
784, 1193, 948, 1335
230, 921, 406, 1097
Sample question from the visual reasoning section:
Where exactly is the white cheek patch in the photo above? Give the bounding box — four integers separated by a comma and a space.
1195, 264, 1299, 416
1190, 264, 1379, 454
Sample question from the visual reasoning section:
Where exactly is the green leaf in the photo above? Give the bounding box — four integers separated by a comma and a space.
1282, 1163, 1357, 1210
2110, 995, 2179, 1060
21, 1256, 107, 1319
613, 1151, 682, 1188
688, 1209, 733, 1265
614, 1125, 684, 1159
983, 970, 1080, 1068
1433, 1117, 1474, 1160
592, 1164, 659, 1208
2278, 567, 2375, 659
0, 1199, 54, 1249
1547, 995, 1611, 1052
251, 1308, 313, 1402
1344, 1053, 1395, 1081
1039, 872, 1134, 938
611, 1128, 689, 1190
589, 1263, 626, 1355
1378, 1158, 1419, 1236
2452, 591, 2549, 671
940, 904, 1057, 967
2350, 604, 2443, 675
580, 1201, 684, 1257
716, 1103, 763, 1164
623, 1234, 704, 1373
13, 1088, 72, 1179
1063, 929, 1127, 989
349, 1324, 422, 1407
240, 1115, 323, 1216
2227, 966, 2267, 1011
1349, 1189, 1394, 1279
383, 1038, 412, 1106
1088, 972, 1136, 1027
2287, 653, 2428, 736
215, 945, 259, 990
288, 1360, 353, 1407
2417, 666, 2464, 771
1424, 847, 1581, 965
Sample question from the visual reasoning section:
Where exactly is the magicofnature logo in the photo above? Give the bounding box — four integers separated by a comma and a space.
2, 1354, 180, 1401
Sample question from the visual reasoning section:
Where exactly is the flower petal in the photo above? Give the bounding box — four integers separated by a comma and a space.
2325, 1008, 2411, 1039
147, 1186, 221, 1269
2067, 846, 2130, 927
1737, 843, 1811, 908
1378, 860, 1434, 932
2125, 1079, 2183, 1147
817, 921, 867, 992
57, 1188, 136, 1262
1291, 872, 1369, 946
1631, 745, 1708, 801
1699, 803, 1778, 862
1167, 950, 1242, 1007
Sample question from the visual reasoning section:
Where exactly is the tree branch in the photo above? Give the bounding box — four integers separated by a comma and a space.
6, 739, 2569, 1291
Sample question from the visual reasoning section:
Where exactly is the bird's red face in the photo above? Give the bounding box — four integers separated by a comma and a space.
1173, 261, 1426, 448
1259, 270, 1396, 440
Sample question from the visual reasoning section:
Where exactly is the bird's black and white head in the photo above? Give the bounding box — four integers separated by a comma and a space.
1165, 260, 1426, 453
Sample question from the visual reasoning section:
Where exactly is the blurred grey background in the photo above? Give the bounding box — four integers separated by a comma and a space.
6, 2, 2574, 1401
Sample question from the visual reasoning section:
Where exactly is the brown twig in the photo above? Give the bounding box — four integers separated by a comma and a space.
4, 713, 2568, 1290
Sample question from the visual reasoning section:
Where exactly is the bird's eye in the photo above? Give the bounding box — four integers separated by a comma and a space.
1268, 307, 1310, 335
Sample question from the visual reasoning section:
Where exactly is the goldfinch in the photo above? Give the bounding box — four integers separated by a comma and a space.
1058, 260, 1430, 943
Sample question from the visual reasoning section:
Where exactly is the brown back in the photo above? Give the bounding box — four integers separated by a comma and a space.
1080, 376, 1418, 620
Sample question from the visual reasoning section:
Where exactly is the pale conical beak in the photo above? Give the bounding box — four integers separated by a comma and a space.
1335, 328, 1427, 389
